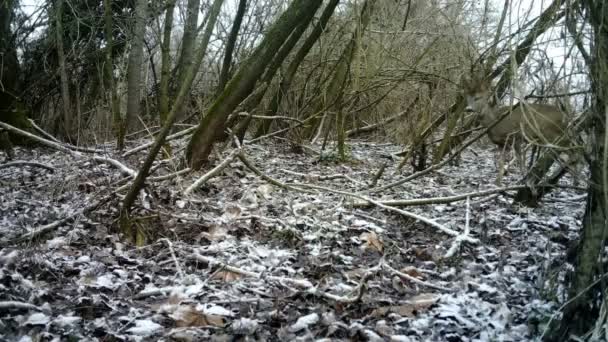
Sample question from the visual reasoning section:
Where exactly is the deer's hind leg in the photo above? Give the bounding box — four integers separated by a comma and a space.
496, 144, 508, 185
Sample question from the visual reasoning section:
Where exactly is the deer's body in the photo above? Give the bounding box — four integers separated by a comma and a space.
462, 75, 571, 183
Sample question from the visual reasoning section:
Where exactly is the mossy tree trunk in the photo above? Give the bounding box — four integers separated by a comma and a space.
185, 0, 324, 170
217, 0, 248, 94
226, 1, 326, 140
544, 0, 608, 339
253, 0, 340, 138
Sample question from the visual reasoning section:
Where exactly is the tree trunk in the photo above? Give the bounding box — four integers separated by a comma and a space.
253, 0, 340, 137
55, 0, 72, 141
544, 0, 608, 339
217, 0, 247, 94
124, 0, 148, 149
103, 0, 123, 150
185, 0, 324, 169
176, 0, 200, 87
158, 0, 177, 125
224, 1, 323, 139
120, 0, 225, 242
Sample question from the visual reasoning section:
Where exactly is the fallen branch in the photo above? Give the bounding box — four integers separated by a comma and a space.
0, 122, 80, 157
92, 156, 137, 177
354, 186, 526, 207
444, 196, 471, 258
183, 149, 240, 195
0, 301, 43, 311
292, 183, 477, 243
0, 161, 56, 172
238, 152, 311, 193
121, 126, 197, 158
5, 195, 112, 245
383, 263, 452, 292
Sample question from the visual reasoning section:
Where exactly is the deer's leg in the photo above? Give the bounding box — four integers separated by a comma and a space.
516, 141, 525, 176
496, 146, 507, 185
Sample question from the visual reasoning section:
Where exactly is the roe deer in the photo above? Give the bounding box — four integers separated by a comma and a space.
461, 74, 572, 184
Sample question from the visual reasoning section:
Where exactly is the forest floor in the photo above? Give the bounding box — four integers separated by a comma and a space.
0, 137, 585, 341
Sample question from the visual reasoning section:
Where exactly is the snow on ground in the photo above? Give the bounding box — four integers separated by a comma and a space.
0, 138, 584, 341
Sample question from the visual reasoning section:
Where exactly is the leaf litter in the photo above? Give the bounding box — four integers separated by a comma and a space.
0, 139, 584, 341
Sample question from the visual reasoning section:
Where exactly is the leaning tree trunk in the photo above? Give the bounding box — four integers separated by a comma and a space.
217, 0, 247, 94
226, 0, 326, 141
124, 0, 148, 150
185, 0, 324, 170
544, 0, 608, 340
253, 0, 340, 138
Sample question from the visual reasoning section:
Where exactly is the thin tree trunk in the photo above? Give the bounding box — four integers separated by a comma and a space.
185, 0, 324, 169
125, 0, 148, 149
103, 0, 123, 150
302, 0, 374, 150
55, 0, 72, 141
217, 0, 247, 94
176, 0, 200, 87
120, 0, 225, 242
159, 0, 177, 124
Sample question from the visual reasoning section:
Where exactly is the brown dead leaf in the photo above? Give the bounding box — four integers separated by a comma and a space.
360, 231, 383, 253
212, 270, 242, 282
371, 293, 439, 318
399, 266, 424, 279
170, 305, 226, 327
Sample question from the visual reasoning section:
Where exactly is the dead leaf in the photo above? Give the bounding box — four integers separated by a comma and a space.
371, 293, 438, 317
360, 231, 383, 253
212, 270, 242, 282
170, 305, 226, 327
399, 266, 424, 279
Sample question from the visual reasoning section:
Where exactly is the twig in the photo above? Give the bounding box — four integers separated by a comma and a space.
183, 149, 240, 195
121, 126, 197, 158
28, 119, 107, 154
0, 161, 55, 172
6, 195, 112, 245
0, 301, 43, 311
149, 168, 192, 182
238, 152, 312, 193
368, 163, 386, 188
292, 183, 478, 243
383, 262, 452, 292
0, 121, 80, 157
353, 186, 526, 207
92, 156, 137, 177
281, 169, 365, 186
190, 252, 313, 289
444, 196, 471, 258
160, 238, 184, 280
236, 112, 304, 124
